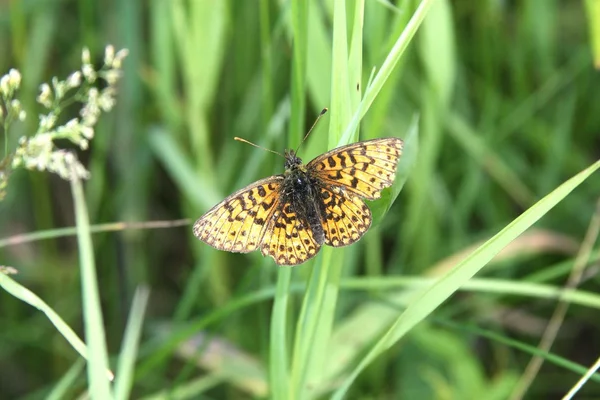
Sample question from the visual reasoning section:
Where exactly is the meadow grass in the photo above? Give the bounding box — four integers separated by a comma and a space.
1, 1, 600, 399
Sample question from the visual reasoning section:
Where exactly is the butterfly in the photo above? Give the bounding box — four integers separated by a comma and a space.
193, 137, 403, 266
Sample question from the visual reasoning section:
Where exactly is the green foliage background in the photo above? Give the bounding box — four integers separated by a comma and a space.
1, 0, 600, 399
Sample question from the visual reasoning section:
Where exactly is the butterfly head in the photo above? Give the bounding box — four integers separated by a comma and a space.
284, 149, 303, 171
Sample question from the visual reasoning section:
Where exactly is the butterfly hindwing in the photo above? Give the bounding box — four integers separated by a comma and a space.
307, 137, 403, 200
193, 176, 284, 253
318, 186, 372, 247
260, 202, 321, 265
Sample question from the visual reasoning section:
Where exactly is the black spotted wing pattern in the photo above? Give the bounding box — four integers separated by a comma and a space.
260, 202, 321, 265
318, 186, 372, 247
193, 177, 283, 253
307, 137, 403, 200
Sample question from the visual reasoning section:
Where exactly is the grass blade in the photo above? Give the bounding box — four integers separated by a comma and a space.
114, 286, 151, 400
584, 0, 600, 68
289, 1, 356, 398
269, 268, 291, 399
0, 273, 104, 373
70, 166, 113, 398
46, 359, 86, 400
332, 159, 600, 398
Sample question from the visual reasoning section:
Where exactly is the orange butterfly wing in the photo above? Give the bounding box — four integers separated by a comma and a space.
318, 185, 372, 247
308, 137, 403, 246
307, 137, 403, 200
260, 202, 321, 265
193, 177, 283, 253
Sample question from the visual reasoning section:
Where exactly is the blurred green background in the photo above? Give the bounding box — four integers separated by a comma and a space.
1, 0, 600, 399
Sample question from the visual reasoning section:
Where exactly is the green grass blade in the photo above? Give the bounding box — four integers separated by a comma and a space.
331, 159, 600, 398
348, 0, 364, 112
114, 286, 151, 400
0, 273, 99, 370
288, 0, 308, 149
269, 268, 291, 399
316, 274, 600, 394
584, 0, 600, 68
563, 357, 600, 400
70, 168, 113, 398
46, 359, 86, 400
272, 0, 310, 399
140, 374, 225, 400
289, 1, 356, 398
358, 0, 434, 119
328, 0, 352, 144
339, 276, 600, 309
453, 323, 600, 385
290, 249, 333, 399
337, 0, 434, 148
0, 220, 189, 248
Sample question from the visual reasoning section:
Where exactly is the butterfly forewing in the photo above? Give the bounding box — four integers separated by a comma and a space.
193, 176, 284, 253
307, 137, 403, 200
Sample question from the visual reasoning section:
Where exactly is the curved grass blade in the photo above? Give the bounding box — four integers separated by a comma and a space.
331, 159, 600, 398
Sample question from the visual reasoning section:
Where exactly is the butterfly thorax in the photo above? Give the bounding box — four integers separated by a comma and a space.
281, 150, 326, 245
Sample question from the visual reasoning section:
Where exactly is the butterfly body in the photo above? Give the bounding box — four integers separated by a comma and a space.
280, 152, 326, 245
194, 137, 403, 266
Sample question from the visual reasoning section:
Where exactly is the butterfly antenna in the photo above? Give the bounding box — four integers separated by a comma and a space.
295, 107, 328, 154
234, 137, 285, 158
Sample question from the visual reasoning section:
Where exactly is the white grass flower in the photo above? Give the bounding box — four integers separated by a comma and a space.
18, 110, 26, 121
65, 118, 78, 129
49, 151, 70, 178
10, 99, 21, 112
89, 85, 99, 99
82, 47, 91, 65
104, 45, 115, 66
60, 151, 90, 180
66, 71, 82, 89
21, 135, 53, 171
8, 69, 21, 89
39, 113, 57, 131
99, 88, 116, 111
82, 64, 96, 82
5, 46, 128, 184
81, 111, 98, 127
81, 125, 94, 139
113, 49, 129, 69
52, 77, 66, 100
37, 83, 52, 107
0, 74, 10, 95
81, 87, 100, 126
103, 70, 122, 86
